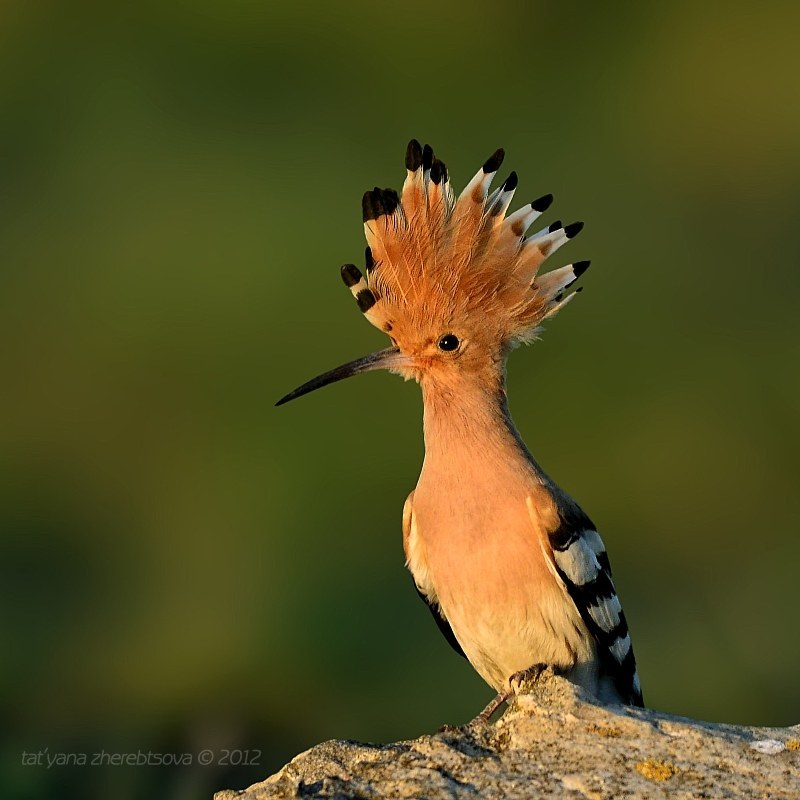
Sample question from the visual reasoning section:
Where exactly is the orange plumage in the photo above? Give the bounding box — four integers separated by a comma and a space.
279, 140, 643, 713
344, 140, 588, 360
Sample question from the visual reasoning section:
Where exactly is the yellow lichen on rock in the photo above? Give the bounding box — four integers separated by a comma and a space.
636, 758, 678, 782
585, 723, 622, 737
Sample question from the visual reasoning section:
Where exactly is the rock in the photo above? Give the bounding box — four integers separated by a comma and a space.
215, 671, 800, 799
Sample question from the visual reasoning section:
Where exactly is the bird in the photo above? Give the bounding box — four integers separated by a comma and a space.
276, 140, 643, 718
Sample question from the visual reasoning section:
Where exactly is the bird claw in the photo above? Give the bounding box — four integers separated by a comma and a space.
437, 722, 467, 734
508, 663, 551, 695
462, 664, 561, 728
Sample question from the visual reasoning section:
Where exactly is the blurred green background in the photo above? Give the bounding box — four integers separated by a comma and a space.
2, 1, 799, 797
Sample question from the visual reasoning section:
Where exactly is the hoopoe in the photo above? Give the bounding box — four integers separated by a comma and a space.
277, 141, 643, 715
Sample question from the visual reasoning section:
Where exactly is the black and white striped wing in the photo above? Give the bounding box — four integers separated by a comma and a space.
548, 506, 644, 706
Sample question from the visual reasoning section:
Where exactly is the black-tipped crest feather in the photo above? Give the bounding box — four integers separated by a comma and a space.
341, 263, 362, 287
531, 193, 554, 212
422, 144, 434, 172
482, 148, 505, 173
405, 139, 423, 171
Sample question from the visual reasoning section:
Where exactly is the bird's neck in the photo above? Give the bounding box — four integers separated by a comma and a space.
419, 365, 537, 475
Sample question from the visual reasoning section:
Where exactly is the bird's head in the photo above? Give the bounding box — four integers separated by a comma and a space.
277, 141, 588, 406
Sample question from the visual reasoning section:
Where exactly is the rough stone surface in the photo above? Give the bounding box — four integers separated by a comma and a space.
216, 672, 800, 799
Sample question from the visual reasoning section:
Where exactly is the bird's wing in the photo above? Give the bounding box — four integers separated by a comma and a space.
530, 496, 644, 706
402, 491, 466, 659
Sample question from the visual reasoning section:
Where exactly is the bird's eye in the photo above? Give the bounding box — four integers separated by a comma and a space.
438, 334, 460, 352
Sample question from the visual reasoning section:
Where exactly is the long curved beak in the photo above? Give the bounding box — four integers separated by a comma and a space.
275, 346, 406, 406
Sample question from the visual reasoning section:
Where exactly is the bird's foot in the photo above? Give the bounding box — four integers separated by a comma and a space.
454, 664, 564, 730
437, 722, 468, 734
508, 662, 549, 695
508, 663, 566, 703
468, 691, 509, 725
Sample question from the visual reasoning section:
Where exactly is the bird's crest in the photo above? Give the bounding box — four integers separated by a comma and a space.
340, 140, 588, 347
